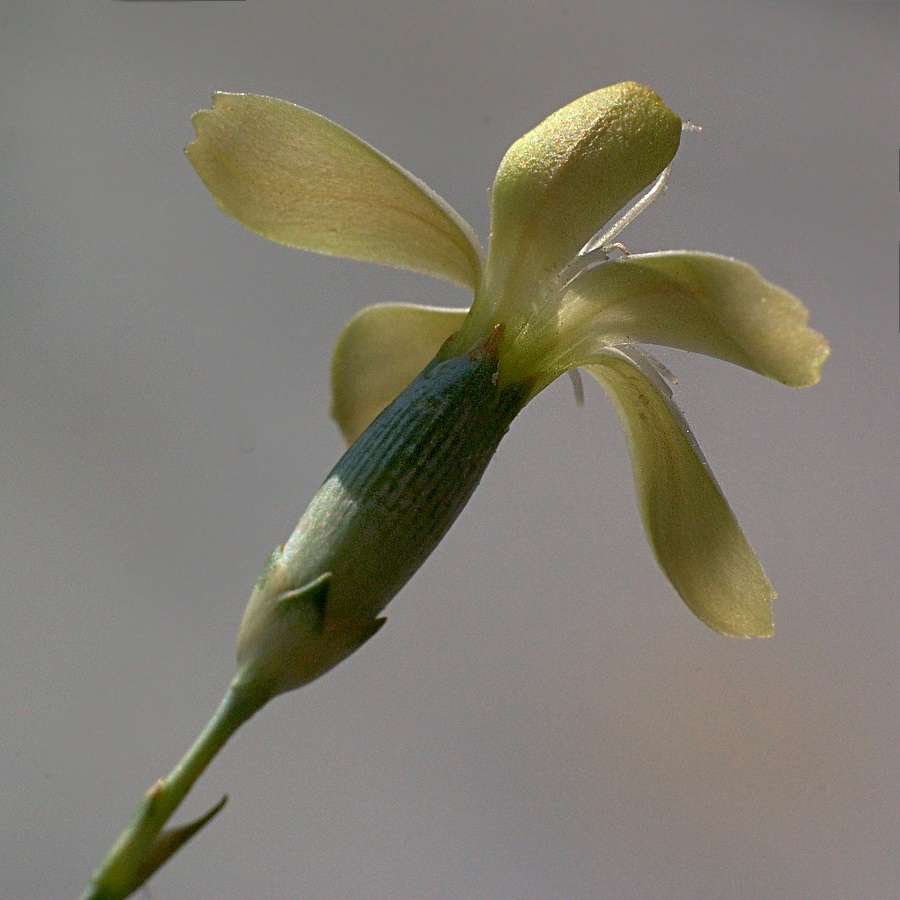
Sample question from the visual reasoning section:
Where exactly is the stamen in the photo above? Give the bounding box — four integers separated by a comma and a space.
580, 165, 670, 258
553, 166, 670, 292
567, 367, 585, 407
601, 242, 630, 259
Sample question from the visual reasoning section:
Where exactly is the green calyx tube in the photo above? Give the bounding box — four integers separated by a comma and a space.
233, 326, 530, 700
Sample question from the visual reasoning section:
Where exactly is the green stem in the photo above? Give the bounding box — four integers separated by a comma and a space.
80, 682, 270, 900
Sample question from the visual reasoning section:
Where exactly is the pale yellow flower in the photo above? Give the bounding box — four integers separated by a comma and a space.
186, 83, 828, 696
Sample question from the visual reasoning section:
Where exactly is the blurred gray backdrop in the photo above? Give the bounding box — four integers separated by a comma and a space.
2, 2, 898, 898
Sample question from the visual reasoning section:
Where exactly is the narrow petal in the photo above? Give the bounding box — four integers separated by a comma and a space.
483, 83, 681, 316
566, 252, 829, 387
186, 93, 482, 289
331, 303, 468, 444
585, 347, 775, 637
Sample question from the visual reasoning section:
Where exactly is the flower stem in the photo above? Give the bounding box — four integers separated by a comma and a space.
80, 682, 270, 900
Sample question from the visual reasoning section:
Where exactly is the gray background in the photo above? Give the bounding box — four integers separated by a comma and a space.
2, 2, 898, 898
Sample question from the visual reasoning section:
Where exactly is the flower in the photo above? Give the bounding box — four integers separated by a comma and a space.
186, 83, 828, 695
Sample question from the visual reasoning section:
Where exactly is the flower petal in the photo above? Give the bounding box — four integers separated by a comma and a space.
585, 347, 775, 637
186, 93, 483, 289
331, 303, 468, 444
483, 82, 681, 314
566, 252, 829, 387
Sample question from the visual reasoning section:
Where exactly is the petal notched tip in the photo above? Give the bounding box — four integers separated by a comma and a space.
566, 252, 830, 390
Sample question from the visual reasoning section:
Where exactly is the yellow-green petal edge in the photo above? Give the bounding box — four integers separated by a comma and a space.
568, 252, 829, 386
483, 82, 682, 314
586, 349, 775, 637
331, 303, 468, 444
186, 93, 482, 289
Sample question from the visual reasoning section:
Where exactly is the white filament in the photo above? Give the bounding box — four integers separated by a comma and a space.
579, 165, 671, 259
554, 165, 671, 292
